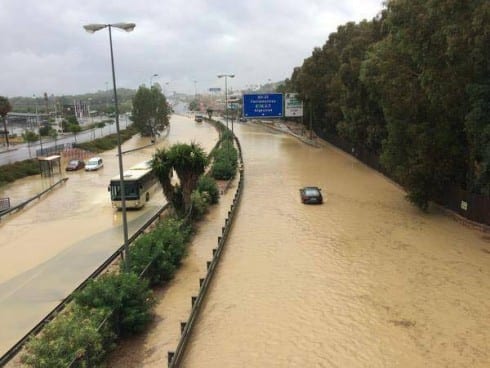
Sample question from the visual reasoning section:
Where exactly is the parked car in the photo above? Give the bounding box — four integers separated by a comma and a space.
239, 117, 247, 122
195, 115, 204, 122
85, 157, 104, 171
65, 159, 85, 171
299, 186, 323, 204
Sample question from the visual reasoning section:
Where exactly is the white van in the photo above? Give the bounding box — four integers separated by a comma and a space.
85, 157, 104, 171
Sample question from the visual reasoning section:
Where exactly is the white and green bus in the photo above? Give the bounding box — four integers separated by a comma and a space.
108, 160, 159, 209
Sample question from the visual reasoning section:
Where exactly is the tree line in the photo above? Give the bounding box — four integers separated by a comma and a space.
279, 0, 489, 210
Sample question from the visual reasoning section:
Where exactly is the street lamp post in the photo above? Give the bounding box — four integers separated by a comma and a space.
150, 73, 158, 87
33, 94, 43, 156
217, 74, 235, 133
88, 98, 95, 140
84, 22, 135, 270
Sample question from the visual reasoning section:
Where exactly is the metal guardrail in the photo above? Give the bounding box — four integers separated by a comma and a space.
168, 132, 244, 367
0, 178, 68, 221
0, 197, 10, 213
0, 203, 170, 366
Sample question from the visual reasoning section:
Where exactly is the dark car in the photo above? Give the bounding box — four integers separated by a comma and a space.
195, 115, 204, 122
299, 186, 323, 204
65, 159, 85, 171
239, 117, 247, 122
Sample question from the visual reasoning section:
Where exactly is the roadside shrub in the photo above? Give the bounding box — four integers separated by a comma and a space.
211, 158, 235, 180
75, 126, 138, 153
220, 129, 234, 142
0, 159, 40, 187
125, 232, 176, 285
190, 190, 211, 220
210, 140, 238, 180
21, 305, 112, 368
196, 175, 219, 204
74, 272, 154, 337
125, 217, 191, 285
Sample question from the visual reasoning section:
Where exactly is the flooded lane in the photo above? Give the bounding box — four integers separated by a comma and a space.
0, 115, 218, 356
181, 123, 490, 367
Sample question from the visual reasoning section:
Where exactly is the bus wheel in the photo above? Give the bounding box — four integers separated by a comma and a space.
146, 192, 150, 202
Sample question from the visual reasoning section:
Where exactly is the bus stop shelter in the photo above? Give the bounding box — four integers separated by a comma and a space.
38, 155, 62, 177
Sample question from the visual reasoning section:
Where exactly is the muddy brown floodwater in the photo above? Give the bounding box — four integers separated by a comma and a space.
180, 123, 490, 367
0, 114, 218, 359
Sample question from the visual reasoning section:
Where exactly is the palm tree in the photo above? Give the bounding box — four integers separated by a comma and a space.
151, 142, 208, 215
0, 96, 12, 148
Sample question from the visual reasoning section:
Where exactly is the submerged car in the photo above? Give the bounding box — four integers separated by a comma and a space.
85, 157, 104, 171
65, 159, 85, 171
299, 186, 323, 204
195, 115, 204, 122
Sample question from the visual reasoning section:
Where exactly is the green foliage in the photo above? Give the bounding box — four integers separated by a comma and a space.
196, 175, 220, 204
67, 115, 78, 126
465, 82, 490, 195
0, 159, 40, 186
0, 96, 12, 117
211, 141, 238, 180
125, 217, 191, 286
22, 130, 39, 144
132, 86, 170, 137
152, 142, 208, 214
190, 190, 211, 220
188, 100, 198, 111
288, 0, 490, 210
75, 126, 138, 153
21, 305, 112, 368
74, 272, 154, 337
39, 125, 50, 137
0, 96, 12, 147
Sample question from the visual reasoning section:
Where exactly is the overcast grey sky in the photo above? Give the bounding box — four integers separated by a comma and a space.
0, 0, 383, 98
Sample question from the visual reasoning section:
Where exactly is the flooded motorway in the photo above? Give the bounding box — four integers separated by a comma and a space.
0, 115, 218, 356
181, 123, 490, 367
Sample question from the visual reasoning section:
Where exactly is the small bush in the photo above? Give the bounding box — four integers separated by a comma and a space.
190, 190, 211, 220
210, 140, 238, 180
0, 159, 40, 186
74, 272, 154, 337
211, 159, 235, 180
197, 175, 219, 204
75, 126, 138, 153
21, 305, 112, 368
126, 217, 191, 285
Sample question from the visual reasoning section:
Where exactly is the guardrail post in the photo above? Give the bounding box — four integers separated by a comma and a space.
180, 322, 187, 335
192, 296, 197, 306
207, 261, 211, 270
168, 352, 175, 366
212, 248, 217, 256
199, 278, 204, 287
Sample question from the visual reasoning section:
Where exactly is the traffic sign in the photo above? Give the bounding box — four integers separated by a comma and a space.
243, 93, 283, 118
284, 93, 303, 117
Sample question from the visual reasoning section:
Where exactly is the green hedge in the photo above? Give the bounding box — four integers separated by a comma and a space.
0, 159, 40, 187
210, 141, 238, 180
75, 125, 138, 153
125, 217, 191, 286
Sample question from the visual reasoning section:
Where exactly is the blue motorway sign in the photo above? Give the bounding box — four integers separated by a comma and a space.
243, 93, 283, 118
